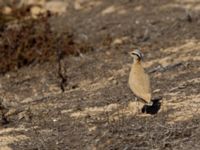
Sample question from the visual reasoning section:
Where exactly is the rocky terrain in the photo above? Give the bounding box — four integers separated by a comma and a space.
0, 0, 200, 149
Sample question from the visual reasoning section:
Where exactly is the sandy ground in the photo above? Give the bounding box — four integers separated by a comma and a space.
0, 0, 200, 149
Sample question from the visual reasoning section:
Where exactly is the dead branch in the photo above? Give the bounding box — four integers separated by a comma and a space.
56, 35, 67, 92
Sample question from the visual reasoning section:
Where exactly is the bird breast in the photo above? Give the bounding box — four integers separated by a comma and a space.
128, 63, 151, 102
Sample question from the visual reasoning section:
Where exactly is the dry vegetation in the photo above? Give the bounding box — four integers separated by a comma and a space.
0, 0, 200, 150
0, 4, 92, 74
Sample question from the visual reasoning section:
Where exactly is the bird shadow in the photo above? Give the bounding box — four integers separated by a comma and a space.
141, 97, 162, 115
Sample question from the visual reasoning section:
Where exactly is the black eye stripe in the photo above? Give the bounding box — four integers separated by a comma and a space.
132, 53, 140, 58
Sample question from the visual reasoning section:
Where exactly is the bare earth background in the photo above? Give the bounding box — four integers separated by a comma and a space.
0, 0, 200, 149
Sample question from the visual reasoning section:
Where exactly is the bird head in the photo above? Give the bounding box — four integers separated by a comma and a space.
129, 49, 144, 62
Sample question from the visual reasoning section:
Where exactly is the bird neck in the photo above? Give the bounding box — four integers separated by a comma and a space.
133, 59, 141, 64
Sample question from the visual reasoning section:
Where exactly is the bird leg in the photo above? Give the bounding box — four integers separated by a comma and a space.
134, 97, 140, 114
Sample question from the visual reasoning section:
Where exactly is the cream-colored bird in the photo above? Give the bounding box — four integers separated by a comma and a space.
128, 49, 153, 106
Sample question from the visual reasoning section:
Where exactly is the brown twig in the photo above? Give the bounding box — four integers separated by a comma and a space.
0, 98, 9, 125
56, 35, 67, 92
